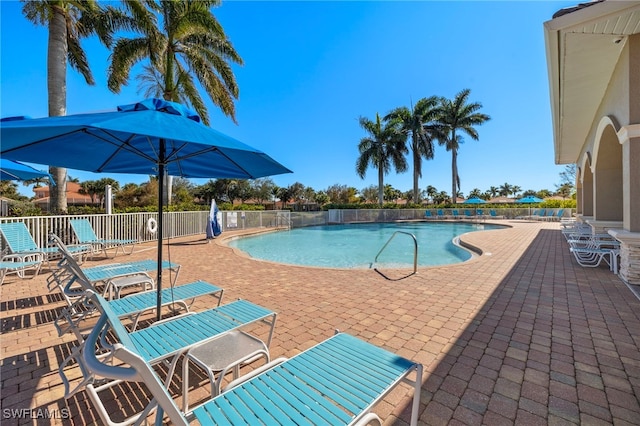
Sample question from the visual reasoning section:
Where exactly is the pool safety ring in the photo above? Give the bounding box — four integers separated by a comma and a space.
147, 218, 158, 233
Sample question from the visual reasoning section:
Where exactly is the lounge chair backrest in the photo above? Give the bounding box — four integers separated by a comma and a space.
69, 219, 100, 243
0, 222, 39, 252
477, 209, 483, 215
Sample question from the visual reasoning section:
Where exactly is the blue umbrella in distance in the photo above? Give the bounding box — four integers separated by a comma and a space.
518, 195, 543, 203
1, 98, 292, 318
464, 197, 486, 204
518, 195, 544, 217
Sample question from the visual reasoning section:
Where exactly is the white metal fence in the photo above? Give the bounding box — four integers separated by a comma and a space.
0, 207, 573, 254
0, 210, 292, 253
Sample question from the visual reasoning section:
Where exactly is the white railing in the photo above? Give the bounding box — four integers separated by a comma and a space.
0, 207, 573, 253
0, 210, 292, 252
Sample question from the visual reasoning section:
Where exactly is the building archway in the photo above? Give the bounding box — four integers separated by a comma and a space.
579, 152, 594, 216
593, 117, 622, 221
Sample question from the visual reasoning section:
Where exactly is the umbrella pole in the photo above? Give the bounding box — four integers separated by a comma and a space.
156, 142, 165, 321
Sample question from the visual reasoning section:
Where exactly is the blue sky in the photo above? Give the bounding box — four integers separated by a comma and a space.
1, 1, 578, 198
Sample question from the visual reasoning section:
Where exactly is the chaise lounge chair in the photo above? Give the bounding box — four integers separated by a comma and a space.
70, 291, 277, 425
81, 296, 422, 426
0, 222, 90, 269
69, 218, 137, 259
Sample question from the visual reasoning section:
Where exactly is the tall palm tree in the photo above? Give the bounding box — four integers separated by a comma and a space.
108, 0, 242, 126
385, 96, 441, 203
22, 0, 121, 213
436, 89, 491, 205
356, 113, 408, 205
108, 0, 243, 205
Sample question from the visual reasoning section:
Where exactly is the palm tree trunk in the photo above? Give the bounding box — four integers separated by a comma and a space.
378, 166, 384, 206
413, 147, 420, 203
451, 148, 458, 205
48, 5, 68, 213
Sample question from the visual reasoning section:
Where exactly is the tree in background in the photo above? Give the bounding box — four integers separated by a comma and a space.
468, 188, 483, 199
557, 164, 576, 198
385, 96, 440, 203
314, 191, 330, 207
22, 0, 122, 213
425, 185, 438, 204
356, 113, 408, 206
436, 89, 491, 205
108, 0, 243, 205
108, 0, 242, 125
499, 182, 514, 197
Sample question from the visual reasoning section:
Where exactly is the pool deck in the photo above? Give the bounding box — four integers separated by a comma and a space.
1, 220, 639, 425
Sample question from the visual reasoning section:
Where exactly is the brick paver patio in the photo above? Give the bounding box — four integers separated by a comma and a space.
1, 220, 639, 425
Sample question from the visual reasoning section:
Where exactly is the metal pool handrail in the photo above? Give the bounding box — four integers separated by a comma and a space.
373, 231, 418, 274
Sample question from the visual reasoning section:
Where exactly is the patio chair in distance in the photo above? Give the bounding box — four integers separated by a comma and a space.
82, 299, 422, 426
69, 218, 136, 259
0, 222, 90, 269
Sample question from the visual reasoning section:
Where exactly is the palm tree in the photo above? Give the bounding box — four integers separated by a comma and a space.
22, 1, 121, 213
356, 113, 408, 205
436, 89, 491, 205
425, 185, 438, 204
108, 0, 243, 205
385, 96, 440, 202
488, 186, 499, 198
108, 0, 242, 126
499, 182, 513, 197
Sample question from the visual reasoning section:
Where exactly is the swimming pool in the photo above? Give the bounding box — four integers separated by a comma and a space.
227, 222, 505, 268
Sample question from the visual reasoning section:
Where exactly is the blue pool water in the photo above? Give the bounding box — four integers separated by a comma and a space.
227, 222, 505, 268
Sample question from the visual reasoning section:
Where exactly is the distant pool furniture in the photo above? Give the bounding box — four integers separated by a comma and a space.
489, 209, 505, 219
69, 218, 137, 259
452, 209, 460, 219
0, 221, 89, 268
425, 210, 434, 219
463, 209, 474, 219
437, 209, 445, 219
0, 255, 42, 284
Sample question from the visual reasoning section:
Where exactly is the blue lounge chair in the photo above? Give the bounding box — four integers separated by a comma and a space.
73, 291, 277, 424
437, 209, 445, 219
452, 209, 460, 219
464, 209, 473, 219
82, 300, 422, 426
425, 210, 434, 219
0, 222, 90, 268
69, 218, 136, 259
489, 209, 505, 219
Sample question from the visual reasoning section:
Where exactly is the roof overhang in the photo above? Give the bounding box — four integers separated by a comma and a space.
544, 1, 640, 164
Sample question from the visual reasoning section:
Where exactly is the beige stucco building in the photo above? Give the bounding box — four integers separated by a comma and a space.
544, 0, 640, 284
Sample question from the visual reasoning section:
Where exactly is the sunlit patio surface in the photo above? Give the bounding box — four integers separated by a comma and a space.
2, 220, 639, 425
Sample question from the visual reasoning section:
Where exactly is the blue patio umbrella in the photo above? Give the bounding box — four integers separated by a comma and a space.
0, 158, 53, 182
464, 197, 486, 204
1, 98, 292, 318
518, 195, 543, 203
518, 195, 544, 217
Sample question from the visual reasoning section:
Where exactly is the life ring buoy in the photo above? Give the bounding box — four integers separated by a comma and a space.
147, 218, 158, 233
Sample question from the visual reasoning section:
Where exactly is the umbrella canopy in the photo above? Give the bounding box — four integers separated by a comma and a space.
518, 195, 543, 203
1, 98, 292, 318
0, 158, 53, 182
464, 197, 486, 204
